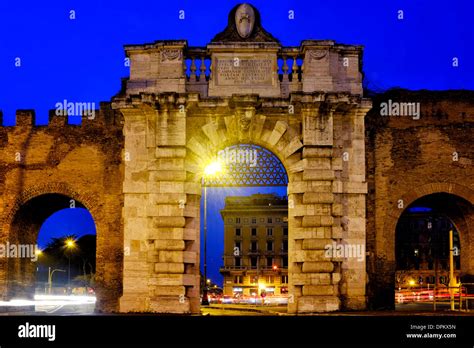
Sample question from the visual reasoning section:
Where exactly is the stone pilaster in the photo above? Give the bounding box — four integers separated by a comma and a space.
119, 101, 200, 313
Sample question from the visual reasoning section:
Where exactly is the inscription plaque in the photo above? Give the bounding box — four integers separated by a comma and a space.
215, 58, 274, 86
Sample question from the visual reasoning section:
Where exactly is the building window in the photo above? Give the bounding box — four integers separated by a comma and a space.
235, 228, 241, 236
267, 257, 273, 267
250, 276, 258, 285
251, 217, 257, 224
281, 275, 288, 284
235, 242, 241, 254
283, 227, 288, 236
267, 228, 273, 236
235, 257, 241, 267
282, 240, 288, 252
234, 275, 243, 284
251, 257, 258, 268
283, 256, 288, 267
251, 228, 257, 236
267, 217, 273, 223
251, 241, 258, 251
236, 217, 241, 223
266, 276, 274, 284
267, 241, 273, 251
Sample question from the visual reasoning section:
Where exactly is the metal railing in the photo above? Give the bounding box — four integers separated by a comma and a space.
396, 283, 474, 311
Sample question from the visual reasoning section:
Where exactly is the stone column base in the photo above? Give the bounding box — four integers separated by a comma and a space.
120, 294, 194, 314
119, 294, 148, 313
342, 295, 367, 310
289, 295, 340, 313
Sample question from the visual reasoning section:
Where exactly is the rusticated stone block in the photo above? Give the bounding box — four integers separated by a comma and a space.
297, 295, 340, 312
302, 285, 337, 296
302, 261, 334, 273
154, 240, 185, 251
154, 262, 185, 273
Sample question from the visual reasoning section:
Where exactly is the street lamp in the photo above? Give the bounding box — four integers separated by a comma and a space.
64, 238, 77, 292
202, 160, 224, 305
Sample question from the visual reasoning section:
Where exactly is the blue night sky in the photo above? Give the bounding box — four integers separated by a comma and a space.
1, 1, 472, 284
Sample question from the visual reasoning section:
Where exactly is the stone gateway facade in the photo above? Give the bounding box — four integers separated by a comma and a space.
114, 3, 370, 314
0, 3, 472, 314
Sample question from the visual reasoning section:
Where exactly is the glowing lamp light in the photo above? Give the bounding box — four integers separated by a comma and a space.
408, 279, 416, 286
204, 161, 224, 177
65, 239, 76, 248
258, 283, 266, 291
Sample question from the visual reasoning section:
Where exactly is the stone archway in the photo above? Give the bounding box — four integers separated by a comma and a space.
114, 1, 371, 315
117, 91, 371, 314
373, 182, 474, 309
0, 183, 120, 312
383, 183, 474, 273
383, 183, 474, 242
185, 118, 298, 312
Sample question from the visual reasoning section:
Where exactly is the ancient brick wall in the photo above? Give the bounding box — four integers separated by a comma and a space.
0, 107, 124, 312
365, 90, 474, 309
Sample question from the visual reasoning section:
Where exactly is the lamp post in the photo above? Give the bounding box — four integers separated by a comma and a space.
65, 238, 77, 293
202, 180, 209, 305
448, 229, 457, 310
201, 160, 224, 305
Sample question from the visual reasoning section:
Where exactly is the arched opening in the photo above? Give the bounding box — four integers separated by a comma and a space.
394, 192, 473, 310
5, 193, 96, 313
197, 144, 289, 313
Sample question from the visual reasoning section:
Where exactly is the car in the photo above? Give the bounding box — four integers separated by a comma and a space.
220, 295, 234, 304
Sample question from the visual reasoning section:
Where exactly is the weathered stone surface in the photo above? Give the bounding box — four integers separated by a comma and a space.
302, 285, 337, 296
0, 108, 124, 312
366, 90, 474, 309
302, 261, 334, 273
295, 295, 340, 313
0, 3, 412, 316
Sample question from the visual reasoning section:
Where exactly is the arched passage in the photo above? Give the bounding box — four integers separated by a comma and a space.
0, 181, 123, 312
119, 92, 369, 314
5, 193, 92, 300
386, 189, 474, 304
395, 196, 464, 287
195, 143, 290, 309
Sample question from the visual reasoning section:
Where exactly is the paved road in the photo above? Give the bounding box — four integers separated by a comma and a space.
396, 301, 473, 312
201, 307, 268, 316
